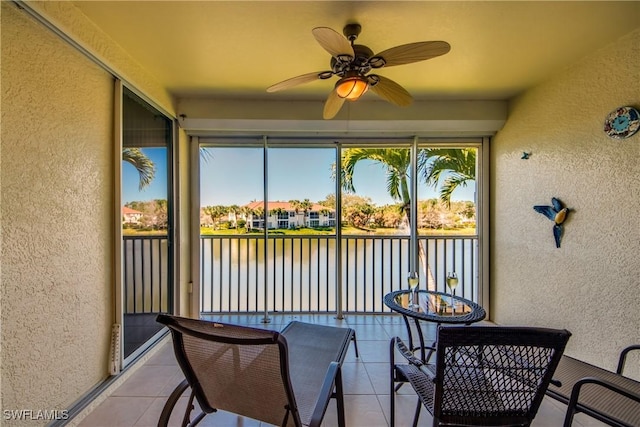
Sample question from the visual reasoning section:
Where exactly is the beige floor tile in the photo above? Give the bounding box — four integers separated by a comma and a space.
349, 323, 393, 341
340, 362, 376, 394
134, 397, 183, 427
112, 365, 182, 397
377, 394, 433, 427
572, 412, 610, 427
354, 340, 392, 363
534, 397, 571, 427
157, 372, 187, 397
365, 362, 417, 396
380, 323, 411, 341
144, 342, 178, 366
343, 341, 362, 363
322, 395, 388, 427
345, 314, 385, 325
138, 395, 261, 427
78, 397, 155, 427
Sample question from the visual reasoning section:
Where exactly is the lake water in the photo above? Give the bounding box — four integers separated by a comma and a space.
199, 235, 478, 313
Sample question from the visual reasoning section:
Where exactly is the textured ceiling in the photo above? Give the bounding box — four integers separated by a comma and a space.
72, 1, 640, 103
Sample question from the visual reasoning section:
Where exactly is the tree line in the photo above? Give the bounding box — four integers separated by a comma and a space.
124, 199, 168, 230
199, 195, 474, 231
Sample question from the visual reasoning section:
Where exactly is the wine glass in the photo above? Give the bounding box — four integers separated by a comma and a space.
407, 272, 419, 308
446, 272, 459, 311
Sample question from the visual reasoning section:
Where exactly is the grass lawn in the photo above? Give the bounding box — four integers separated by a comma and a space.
122, 226, 476, 236
198, 225, 476, 236
123, 226, 476, 236
123, 229, 168, 236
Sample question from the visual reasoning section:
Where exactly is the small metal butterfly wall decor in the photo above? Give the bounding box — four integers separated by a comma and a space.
533, 197, 570, 248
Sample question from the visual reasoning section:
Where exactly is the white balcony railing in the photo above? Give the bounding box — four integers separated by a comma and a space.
122, 234, 479, 315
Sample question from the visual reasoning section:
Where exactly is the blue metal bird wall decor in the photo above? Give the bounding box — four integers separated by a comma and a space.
533, 197, 570, 248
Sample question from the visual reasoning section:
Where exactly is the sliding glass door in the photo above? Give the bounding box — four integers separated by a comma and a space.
121, 87, 174, 360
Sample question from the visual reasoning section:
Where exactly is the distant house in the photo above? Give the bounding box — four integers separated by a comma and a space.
122, 206, 143, 225
243, 201, 335, 229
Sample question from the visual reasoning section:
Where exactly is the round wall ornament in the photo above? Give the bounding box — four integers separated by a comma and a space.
603, 106, 639, 139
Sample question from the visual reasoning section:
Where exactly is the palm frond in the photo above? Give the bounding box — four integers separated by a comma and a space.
439, 173, 470, 208
420, 148, 476, 207
386, 169, 402, 201
341, 148, 411, 200
122, 147, 156, 190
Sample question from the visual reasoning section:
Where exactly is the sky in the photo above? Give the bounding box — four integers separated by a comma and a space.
123, 147, 476, 206
122, 147, 168, 203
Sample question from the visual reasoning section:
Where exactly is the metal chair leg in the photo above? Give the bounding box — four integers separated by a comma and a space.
159, 379, 210, 427
412, 399, 421, 427
158, 379, 190, 427
335, 367, 346, 427
390, 338, 396, 427
351, 332, 359, 358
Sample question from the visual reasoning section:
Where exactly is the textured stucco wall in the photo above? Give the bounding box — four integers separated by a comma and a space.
27, 1, 175, 116
1, 2, 113, 420
492, 28, 640, 380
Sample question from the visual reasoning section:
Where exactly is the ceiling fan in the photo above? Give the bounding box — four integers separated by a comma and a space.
267, 23, 451, 119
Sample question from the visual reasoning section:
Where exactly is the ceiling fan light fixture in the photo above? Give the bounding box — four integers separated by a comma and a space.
335, 75, 369, 100
268, 24, 451, 117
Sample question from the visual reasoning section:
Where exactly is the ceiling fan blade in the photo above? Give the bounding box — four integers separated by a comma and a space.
371, 41, 451, 68
267, 71, 328, 92
312, 27, 354, 58
323, 89, 346, 119
368, 75, 413, 107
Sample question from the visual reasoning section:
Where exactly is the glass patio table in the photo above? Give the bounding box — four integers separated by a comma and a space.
384, 289, 486, 362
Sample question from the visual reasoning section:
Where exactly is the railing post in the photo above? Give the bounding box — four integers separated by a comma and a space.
335, 143, 344, 319
261, 136, 271, 323
410, 137, 419, 276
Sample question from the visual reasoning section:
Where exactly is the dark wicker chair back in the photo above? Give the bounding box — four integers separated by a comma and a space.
157, 314, 300, 427
392, 325, 571, 427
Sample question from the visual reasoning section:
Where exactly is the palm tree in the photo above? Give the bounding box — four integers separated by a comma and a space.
299, 198, 313, 213
419, 148, 476, 208
203, 205, 228, 229
299, 199, 313, 226
251, 206, 265, 230
341, 147, 476, 289
289, 200, 302, 214
122, 147, 156, 190
227, 204, 240, 228
289, 199, 302, 226
341, 148, 412, 222
340, 148, 440, 287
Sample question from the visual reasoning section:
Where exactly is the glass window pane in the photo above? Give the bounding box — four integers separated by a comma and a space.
200, 146, 264, 312
340, 145, 412, 311
267, 148, 337, 312
417, 146, 478, 299
341, 147, 412, 233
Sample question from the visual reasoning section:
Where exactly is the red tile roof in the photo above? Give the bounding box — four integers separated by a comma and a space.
122, 206, 143, 214
244, 201, 333, 212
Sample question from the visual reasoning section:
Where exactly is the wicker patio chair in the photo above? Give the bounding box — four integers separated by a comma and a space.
390, 325, 571, 427
156, 314, 354, 427
546, 344, 640, 427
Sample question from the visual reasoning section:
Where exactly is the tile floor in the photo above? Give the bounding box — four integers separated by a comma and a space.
76, 314, 606, 427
